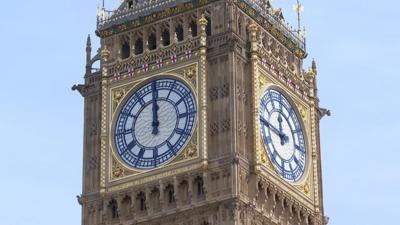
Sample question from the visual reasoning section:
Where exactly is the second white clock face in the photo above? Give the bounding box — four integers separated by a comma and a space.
259, 88, 307, 183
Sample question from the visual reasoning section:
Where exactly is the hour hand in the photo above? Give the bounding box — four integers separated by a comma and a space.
277, 114, 286, 145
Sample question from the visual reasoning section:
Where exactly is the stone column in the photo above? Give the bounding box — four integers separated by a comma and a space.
198, 14, 209, 167
159, 180, 165, 211
248, 22, 262, 174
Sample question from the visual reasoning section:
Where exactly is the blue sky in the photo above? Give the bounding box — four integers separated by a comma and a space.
0, 0, 398, 225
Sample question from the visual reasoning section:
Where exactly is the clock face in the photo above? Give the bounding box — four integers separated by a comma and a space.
259, 88, 307, 182
114, 78, 197, 170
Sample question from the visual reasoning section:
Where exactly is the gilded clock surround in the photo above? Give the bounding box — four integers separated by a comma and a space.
75, 1, 328, 225
109, 71, 200, 178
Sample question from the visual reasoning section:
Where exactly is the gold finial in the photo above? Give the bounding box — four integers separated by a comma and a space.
199, 14, 208, 27
305, 68, 316, 80
100, 45, 111, 62
199, 14, 208, 47
293, 0, 304, 34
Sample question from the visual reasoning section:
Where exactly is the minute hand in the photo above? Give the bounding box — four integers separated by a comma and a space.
151, 82, 160, 135
260, 117, 283, 137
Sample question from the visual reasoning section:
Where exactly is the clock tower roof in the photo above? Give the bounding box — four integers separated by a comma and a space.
97, 0, 192, 30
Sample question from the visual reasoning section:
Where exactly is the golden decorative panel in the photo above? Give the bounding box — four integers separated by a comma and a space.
100, 62, 207, 189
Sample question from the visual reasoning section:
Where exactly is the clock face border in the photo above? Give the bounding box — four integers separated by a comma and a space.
109, 74, 199, 173
259, 84, 310, 185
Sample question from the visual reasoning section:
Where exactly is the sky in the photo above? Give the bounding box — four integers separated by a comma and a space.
0, 0, 399, 225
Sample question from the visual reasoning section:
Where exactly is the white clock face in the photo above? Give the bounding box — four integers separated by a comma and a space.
259, 88, 307, 182
114, 78, 197, 169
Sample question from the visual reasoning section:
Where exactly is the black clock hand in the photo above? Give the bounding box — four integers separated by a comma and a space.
277, 114, 286, 145
260, 117, 283, 137
151, 82, 159, 135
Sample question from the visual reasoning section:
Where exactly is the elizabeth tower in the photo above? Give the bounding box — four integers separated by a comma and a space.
74, 1, 329, 225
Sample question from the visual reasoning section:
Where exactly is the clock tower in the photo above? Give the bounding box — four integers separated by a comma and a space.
74, 1, 329, 225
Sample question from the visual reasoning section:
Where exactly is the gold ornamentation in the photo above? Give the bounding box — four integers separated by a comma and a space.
184, 142, 197, 158
100, 45, 111, 62
198, 14, 208, 27
304, 183, 310, 194
261, 154, 268, 163
304, 69, 315, 81
183, 66, 197, 85
112, 164, 124, 179
299, 105, 307, 120
114, 89, 125, 103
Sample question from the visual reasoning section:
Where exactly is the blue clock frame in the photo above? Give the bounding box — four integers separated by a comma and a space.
113, 77, 197, 170
259, 88, 307, 183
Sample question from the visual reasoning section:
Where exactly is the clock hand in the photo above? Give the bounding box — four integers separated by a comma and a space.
260, 117, 283, 137
277, 114, 286, 145
151, 82, 159, 135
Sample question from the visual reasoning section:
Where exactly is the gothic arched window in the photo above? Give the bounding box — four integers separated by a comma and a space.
121, 40, 130, 59
134, 38, 143, 55
194, 176, 204, 197
108, 199, 119, 219
175, 25, 184, 42
206, 17, 212, 36
162, 29, 170, 46
136, 192, 146, 212
189, 21, 197, 37
148, 33, 157, 50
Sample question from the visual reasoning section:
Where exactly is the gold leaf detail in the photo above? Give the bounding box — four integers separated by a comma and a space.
298, 105, 307, 121
261, 154, 268, 163
183, 66, 196, 81
184, 142, 197, 159
304, 183, 310, 194
114, 89, 125, 104
112, 165, 124, 179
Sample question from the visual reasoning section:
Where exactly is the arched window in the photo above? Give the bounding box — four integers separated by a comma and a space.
136, 192, 146, 211
148, 33, 157, 50
164, 184, 175, 204
108, 199, 119, 219
189, 21, 197, 37
206, 17, 211, 36
121, 40, 130, 59
134, 38, 143, 55
168, 189, 174, 203
194, 177, 204, 197
175, 24, 184, 42
162, 29, 170, 46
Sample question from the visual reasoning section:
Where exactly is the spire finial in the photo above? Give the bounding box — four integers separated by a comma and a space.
312, 58, 317, 74
86, 34, 91, 48
293, 0, 304, 34
86, 34, 92, 65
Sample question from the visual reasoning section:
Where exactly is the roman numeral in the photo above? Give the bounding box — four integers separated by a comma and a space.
126, 141, 136, 151
166, 141, 173, 149
295, 144, 305, 153
175, 92, 190, 105
179, 111, 196, 118
167, 81, 177, 99
175, 128, 190, 136
264, 136, 272, 144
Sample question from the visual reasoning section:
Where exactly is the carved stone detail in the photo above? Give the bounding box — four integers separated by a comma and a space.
208, 83, 230, 102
